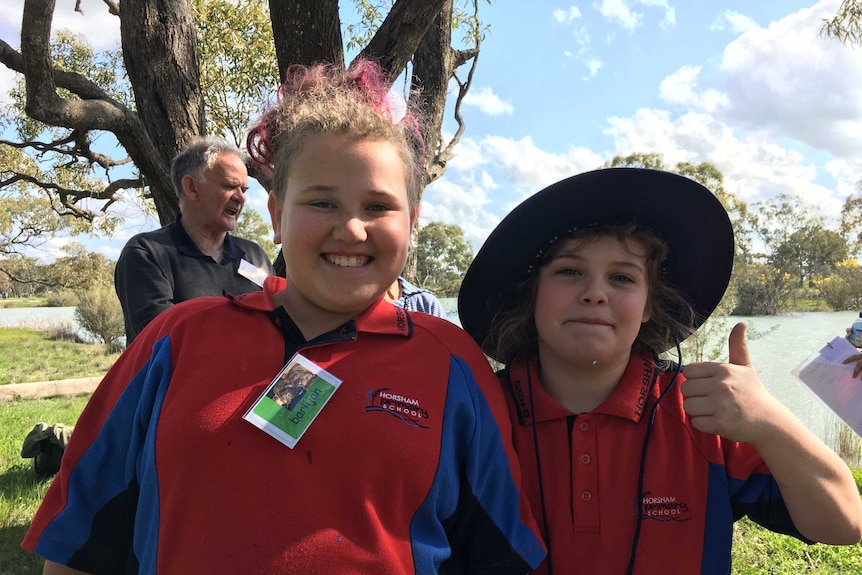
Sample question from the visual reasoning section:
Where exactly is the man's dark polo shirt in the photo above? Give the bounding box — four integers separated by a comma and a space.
115, 215, 274, 342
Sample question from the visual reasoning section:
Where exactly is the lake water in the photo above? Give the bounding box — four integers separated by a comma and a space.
0, 306, 95, 343
0, 306, 78, 328
1, 305, 858, 443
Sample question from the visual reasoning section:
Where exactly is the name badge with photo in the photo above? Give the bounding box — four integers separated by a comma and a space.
238, 258, 268, 287
243, 353, 342, 449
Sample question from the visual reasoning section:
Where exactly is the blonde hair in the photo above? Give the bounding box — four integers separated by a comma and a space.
247, 60, 425, 209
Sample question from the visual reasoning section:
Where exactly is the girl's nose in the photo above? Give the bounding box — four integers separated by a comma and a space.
579, 278, 608, 305
333, 213, 368, 242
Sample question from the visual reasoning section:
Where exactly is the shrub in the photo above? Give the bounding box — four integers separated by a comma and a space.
45, 291, 80, 307
813, 260, 862, 311
74, 285, 126, 353
42, 319, 83, 342
732, 264, 792, 316
826, 420, 862, 470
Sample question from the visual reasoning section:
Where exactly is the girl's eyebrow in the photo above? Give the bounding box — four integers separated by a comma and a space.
550, 252, 647, 273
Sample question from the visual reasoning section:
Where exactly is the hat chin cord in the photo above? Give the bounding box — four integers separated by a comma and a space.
526, 342, 683, 575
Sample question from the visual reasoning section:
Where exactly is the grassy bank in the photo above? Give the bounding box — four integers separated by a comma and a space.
0, 328, 120, 385
0, 298, 49, 310
0, 396, 89, 574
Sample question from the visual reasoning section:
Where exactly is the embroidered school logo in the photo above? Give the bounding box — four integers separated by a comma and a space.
634, 491, 693, 524
365, 388, 430, 428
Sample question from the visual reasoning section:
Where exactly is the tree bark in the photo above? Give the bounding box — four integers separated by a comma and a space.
269, 0, 343, 78
120, 0, 205, 223
359, 0, 450, 81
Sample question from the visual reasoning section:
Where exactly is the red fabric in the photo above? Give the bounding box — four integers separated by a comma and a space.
503, 352, 784, 575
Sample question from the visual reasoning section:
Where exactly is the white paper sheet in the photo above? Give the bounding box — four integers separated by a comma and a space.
791, 336, 862, 437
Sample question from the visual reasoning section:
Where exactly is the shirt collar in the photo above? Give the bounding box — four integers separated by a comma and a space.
229, 276, 413, 339
169, 214, 244, 261
505, 351, 659, 426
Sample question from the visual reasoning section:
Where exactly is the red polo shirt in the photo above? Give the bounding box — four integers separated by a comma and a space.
501, 352, 801, 575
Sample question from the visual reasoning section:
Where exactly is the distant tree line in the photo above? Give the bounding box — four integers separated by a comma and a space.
606, 152, 862, 316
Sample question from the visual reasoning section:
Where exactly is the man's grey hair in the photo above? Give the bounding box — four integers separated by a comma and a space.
170, 136, 249, 202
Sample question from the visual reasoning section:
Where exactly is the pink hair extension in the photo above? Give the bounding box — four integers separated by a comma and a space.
246, 119, 274, 180
246, 59, 427, 178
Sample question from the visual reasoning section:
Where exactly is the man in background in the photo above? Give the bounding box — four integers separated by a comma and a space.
115, 137, 274, 343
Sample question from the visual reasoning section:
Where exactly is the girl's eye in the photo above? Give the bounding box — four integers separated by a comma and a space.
367, 203, 391, 212
611, 274, 635, 283
309, 200, 336, 209
556, 267, 580, 276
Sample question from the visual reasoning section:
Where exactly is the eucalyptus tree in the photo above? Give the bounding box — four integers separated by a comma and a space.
0, 0, 487, 239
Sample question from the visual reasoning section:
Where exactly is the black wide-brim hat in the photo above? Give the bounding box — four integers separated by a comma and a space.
458, 168, 735, 361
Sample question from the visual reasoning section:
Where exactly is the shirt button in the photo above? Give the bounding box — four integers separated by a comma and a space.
581, 490, 592, 502
580, 454, 591, 465
579, 421, 589, 432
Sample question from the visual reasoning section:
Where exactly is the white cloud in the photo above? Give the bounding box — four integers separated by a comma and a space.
3, 1, 120, 49
584, 58, 603, 79
596, 0, 643, 32
602, 106, 848, 220
0, 65, 16, 107
710, 10, 757, 34
426, 135, 603, 247
639, 0, 676, 27
718, 0, 862, 159
462, 86, 515, 116
421, 176, 498, 250
19, 237, 74, 265
659, 65, 729, 113
552, 7, 583, 24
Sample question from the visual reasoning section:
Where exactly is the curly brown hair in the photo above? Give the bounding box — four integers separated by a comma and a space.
246, 59, 426, 209
484, 223, 698, 365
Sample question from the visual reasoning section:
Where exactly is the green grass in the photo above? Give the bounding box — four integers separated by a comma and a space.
732, 518, 862, 574
786, 298, 833, 312
0, 298, 48, 310
0, 396, 89, 575
0, 328, 120, 385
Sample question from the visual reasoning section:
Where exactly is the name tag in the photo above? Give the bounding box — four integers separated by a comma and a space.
238, 258, 268, 287
243, 353, 342, 448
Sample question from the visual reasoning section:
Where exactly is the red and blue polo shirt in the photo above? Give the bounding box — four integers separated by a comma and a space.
23, 277, 544, 574
500, 351, 803, 575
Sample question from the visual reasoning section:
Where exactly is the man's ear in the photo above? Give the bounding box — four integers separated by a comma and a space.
181, 175, 198, 203
267, 192, 283, 245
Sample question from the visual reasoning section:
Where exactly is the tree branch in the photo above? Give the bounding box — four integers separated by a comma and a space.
0, 131, 132, 169
0, 172, 143, 220
436, 41, 479, 179
360, 0, 450, 80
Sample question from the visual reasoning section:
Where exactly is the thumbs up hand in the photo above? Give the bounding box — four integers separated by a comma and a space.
681, 322, 782, 444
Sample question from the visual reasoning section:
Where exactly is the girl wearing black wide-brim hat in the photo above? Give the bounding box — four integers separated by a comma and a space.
458, 168, 862, 575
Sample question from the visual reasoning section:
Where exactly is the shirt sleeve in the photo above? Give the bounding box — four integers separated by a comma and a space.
115, 241, 174, 343
411, 352, 546, 574
21, 328, 174, 573
723, 438, 808, 541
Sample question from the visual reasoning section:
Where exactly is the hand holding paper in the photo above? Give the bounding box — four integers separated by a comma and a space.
792, 336, 862, 437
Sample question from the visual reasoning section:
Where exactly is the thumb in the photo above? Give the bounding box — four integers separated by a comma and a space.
727, 322, 751, 366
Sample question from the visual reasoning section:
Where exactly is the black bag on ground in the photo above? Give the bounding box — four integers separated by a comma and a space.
21, 422, 74, 479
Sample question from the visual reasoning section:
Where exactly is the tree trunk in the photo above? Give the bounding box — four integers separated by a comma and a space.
269, 0, 344, 78
120, 0, 206, 224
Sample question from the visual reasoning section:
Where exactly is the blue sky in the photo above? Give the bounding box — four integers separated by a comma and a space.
2, 0, 861, 261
